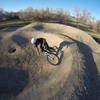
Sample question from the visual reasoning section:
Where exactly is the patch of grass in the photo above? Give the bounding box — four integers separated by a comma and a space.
0, 19, 33, 29
0, 20, 31, 26
88, 33, 100, 39
67, 21, 100, 36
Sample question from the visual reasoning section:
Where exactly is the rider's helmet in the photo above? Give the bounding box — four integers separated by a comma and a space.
31, 38, 37, 44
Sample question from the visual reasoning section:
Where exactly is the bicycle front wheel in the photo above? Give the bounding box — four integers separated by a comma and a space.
47, 53, 59, 65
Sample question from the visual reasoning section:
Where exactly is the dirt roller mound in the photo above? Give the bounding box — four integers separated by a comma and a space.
0, 23, 100, 100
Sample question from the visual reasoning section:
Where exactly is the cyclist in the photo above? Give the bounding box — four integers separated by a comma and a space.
31, 38, 54, 54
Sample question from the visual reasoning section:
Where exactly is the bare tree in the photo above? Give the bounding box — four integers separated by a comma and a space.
88, 16, 96, 29
94, 20, 100, 32
18, 7, 71, 23
79, 8, 91, 24
0, 8, 6, 21
18, 10, 26, 20
64, 10, 71, 24
73, 7, 82, 27
18, 7, 34, 21
96, 20, 100, 32
55, 8, 70, 24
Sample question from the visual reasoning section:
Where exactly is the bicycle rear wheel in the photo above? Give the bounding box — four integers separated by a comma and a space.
47, 53, 59, 65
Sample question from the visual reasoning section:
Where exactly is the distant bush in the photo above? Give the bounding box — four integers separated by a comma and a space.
0, 8, 18, 21
18, 7, 71, 24
95, 20, 100, 32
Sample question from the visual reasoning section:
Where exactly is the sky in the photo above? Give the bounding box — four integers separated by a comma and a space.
0, 0, 100, 19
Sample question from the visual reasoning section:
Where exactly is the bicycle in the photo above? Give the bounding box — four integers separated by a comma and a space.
44, 46, 59, 65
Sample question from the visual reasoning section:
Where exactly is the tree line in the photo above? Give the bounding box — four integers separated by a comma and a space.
0, 7, 100, 32
0, 8, 18, 20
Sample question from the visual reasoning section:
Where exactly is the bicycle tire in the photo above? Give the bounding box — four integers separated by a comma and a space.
47, 53, 59, 65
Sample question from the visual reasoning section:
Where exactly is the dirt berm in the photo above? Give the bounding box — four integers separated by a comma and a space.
0, 23, 100, 100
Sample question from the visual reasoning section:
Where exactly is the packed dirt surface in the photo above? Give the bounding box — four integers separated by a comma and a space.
0, 23, 100, 100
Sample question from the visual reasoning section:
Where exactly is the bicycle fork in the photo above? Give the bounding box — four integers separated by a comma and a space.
44, 52, 54, 60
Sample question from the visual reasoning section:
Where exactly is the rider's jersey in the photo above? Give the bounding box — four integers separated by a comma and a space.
31, 38, 37, 44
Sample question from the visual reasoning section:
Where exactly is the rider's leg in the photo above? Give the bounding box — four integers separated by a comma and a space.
40, 39, 45, 52
34, 42, 40, 55
43, 39, 50, 51
44, 42, 54, 52
49, 47, 55, 52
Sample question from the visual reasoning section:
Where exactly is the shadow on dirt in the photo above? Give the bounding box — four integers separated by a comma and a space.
0, 36, 2, 41
0, 26, 20, 32
0, 24, 30, 32
12, 35, 29, 48
56, 41, 75, 65
48, 41, 75, 66
58, 33, 99, 100
57, 41, 75, 55
93, 37, 100, 44
0, 67, 29, 99
32, 24, 44, 31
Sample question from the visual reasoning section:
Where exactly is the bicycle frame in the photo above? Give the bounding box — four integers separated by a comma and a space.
44, 51, 54, 60
43, 47, 59, 65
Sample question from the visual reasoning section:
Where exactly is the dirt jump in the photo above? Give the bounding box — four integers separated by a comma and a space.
0, 23, 100, 100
